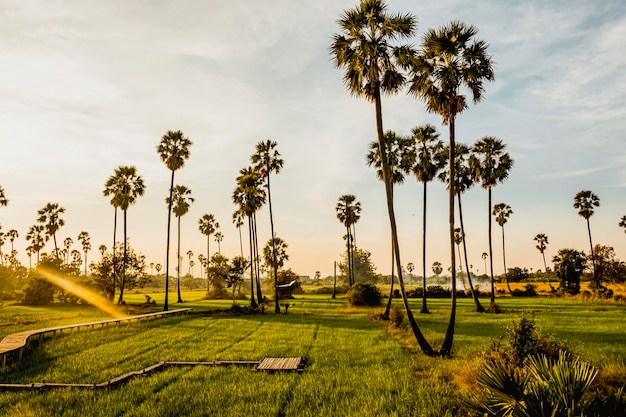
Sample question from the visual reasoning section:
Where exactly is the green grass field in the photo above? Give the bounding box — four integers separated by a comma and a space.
1, 292, 625, 416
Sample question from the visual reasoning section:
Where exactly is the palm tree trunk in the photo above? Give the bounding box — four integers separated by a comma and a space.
206, 235, 211, 297
177, 215, 183, 303
238, 226, 243, 258
266, 167, 280, 313
164, 170, 175, 311
587, 218, 597, 287
440, 118, 457, 357
112, 207, 117, 302
332, 260, 337, 299
118, 209, 128, 304
374, 86, 434, 356
421, 182, 430, 314
84, 249, 88, 276
248, 215, 257, 308
383, 235, 394, 318
345, 223, 351, 286
542, 251, 553, 290
253, 213, 263, 304
457, 243, 466, 290
53, 233, 59, 262
502, 225, 511, 294
488, 186, 496, 310
458, 192, 485, 312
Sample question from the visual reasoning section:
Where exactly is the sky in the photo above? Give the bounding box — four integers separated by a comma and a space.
1, 0, 625, 278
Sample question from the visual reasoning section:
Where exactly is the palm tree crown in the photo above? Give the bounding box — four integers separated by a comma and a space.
0, 186, 7, 207
335, 194, 361, 230
37, 202, 66, 260
470, 136, 513, 189
157, 131, 193, 172
366, 131, 412, 185
493, 203, 513, 227
620, 215, 626, 233
168, 185, 194, 218
573, 190, 599, 220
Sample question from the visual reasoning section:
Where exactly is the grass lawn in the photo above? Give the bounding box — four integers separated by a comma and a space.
1, 291, 625, 416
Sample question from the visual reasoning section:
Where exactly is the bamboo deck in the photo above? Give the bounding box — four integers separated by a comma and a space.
256, 357, 305, 372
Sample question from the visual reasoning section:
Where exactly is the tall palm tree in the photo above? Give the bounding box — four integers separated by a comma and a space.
366, 131, 411, 317
481, 252, 488, 275
251, 139, 284, 313
439, 143, 485, 312
186, 250, 194, 276
197, 254, 205, 278
77, 231, 91, 276
232, 210, 245, 258
619, 216, 626, 234
105, 166, 146, 304
453, 228, 466, 290
214, 232, 223, 255
493, 202, 513, 294
573, 190, 600, 287
26, 224, 46, 264
167, 184, 194, 303
470, 136, 513, 311
63, 237, 73, 265
533, 233, 553, 290
6, 229, 18, 253
98, 244, 107, 258
233, 167, 266, 307
0, 186, 8, 207
37, 202, 66, 262
157, 130, 192, 311
198, 213, 219, 295
411, 124, 446, 314
103, 172, 122, 301
331, 0, 433, 356
335, 194, 361, 287
408, 20, 494, 356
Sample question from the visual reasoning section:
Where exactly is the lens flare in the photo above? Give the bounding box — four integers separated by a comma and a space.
36, 267, 126, 318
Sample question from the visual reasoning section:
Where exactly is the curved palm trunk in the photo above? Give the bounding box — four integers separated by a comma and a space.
53, 234, 59, 262
458, 192, 485, 312
587, 218, 597, 286
421, 182, 430, 314
457, 243, 466, 290
117, 209, 128, 304
374, 87, 434, 356
440, 119, 457, 357
541, 251, 553, 290
164, 170, 175, 311
501, 224, 511, 294
177, 215, 183, 303
383, 235, 394, 318
488, 187, 496, 310
206, 235, 211, 296
266, 166, 280, 313
112, 207, 117, 302
253, 213, 263, 304
247, 215, 257, 308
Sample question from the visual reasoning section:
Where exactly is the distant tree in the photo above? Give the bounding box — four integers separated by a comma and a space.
197, 254, 205, 278
214, 232, 223, 255
335, 194, 361, 286
226, 256, 248, 303
432, 261, 443, 277
573, 190, 600, 287
99, 244, 107, 257
453, 228, 466, 290
0, 231, 4, 264
37, 203, 66, 262
186, 250, 194, 276
251, 139, 285, 313
166, 184, 194, 303
619, 215, 626, 234
90, 243, 149, 300
63, 237, 73, 265
0, 186, 8, 207
198, 213, 219, 293
493, 202, 513, 294
470, 137, 513, 310
533, 233, 553, 290
481, 252, 488, 275
77, 231, 91, 276
7, 229, 18, 253
262, 237, 289, 273
206, 253, 230, 299
338, 247, 378, 285
590, 244, 626, 285
26, 224, 46, 264
155, 263, 162, 275
553, 248, 586, 295
232, 211, 245, 258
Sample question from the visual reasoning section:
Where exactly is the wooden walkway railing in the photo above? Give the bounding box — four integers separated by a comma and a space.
0, 308, 192, 369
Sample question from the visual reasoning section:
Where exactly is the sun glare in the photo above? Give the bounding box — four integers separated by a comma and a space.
36, 267, 126, 318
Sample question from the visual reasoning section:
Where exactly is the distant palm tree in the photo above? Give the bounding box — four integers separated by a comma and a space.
186, 250, 193, 276
7, 229, 18, 253
251, 139, 284, 313
197, 254, 205, 278
453, 228, 466, 290
408, 20, 494, 355
432, 261, 443, 277
105, 166, 146, 304
493, 203, 513, 294
98, 244, 107, 258
155, 263, 162, 275
262, 237, 289, 272
214, 232, 223, 255
26, 246, 33, 269
0, 231, 4, 264
26, 224, 46, 263
157, 130, 192, 311
533, 233, 552, 290
37, 202, 66, 262
481, 252, 488, 275
0, 186, 8, 207
63, 237, 73, 264
411, 124, 445, 314
232, 210, 245, 258
233, 167, 266, 307
167, 184, 194, 303
331, 0, 433, 356
198, 213, 219, 295
470, 136, 513, 310
77, 231, 91, 276
573, 190, 600, 287
335, 194, 361, 287
620, 216, 626, 234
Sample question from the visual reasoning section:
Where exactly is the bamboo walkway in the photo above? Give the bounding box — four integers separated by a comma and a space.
0, 308, 192, 368
0, 357, 306, 391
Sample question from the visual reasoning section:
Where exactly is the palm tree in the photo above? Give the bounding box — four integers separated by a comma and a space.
105, 166, 146, 304
232, 167, 266, 308
619, 216, 626, 234
331, 0, 433, 356
251, 139, 285, 313
63, 237, 73, 264
439, 143, 485, 312
493, 202, 513, 294
366, 131, 411, 317
198, 213, 219, 295
453, 228, 466, 290
214, 232, 223, 255
167, 184, 194, 303
37, 202, 66, 262
26, 246, 33, 269
0, 232, 4, 264
408, 20, 494, 355
481, 252, 488, 275
0, 186, 7, 207
232, 210, 245, 258
26, 224, 46, 264
77, 231, 91, 276
262, 237, 289, 272
197, 254, 205, 278
432, 261, 443, 277
98, 244, 107, 258
533, 233, 553, 290
335, 194, 361, 287
6, 229, 18, 253
573, 190, 600, 287
411, 124, 446, 314
470, 136, 513, 311
157, 130, 192, 311
186, 250, 194, 276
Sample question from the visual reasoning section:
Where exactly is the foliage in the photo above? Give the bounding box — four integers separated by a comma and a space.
262, 237, 289, 272
347, 283, 382, 307
507, 267, 530, 282
267, 268, 302, 300
591, 244, 626, 284
338, 247, 378, 285
89, 243, 149, 300
205, 253, 230, 298
388, 306, 404, 328
553, 248, 586, 295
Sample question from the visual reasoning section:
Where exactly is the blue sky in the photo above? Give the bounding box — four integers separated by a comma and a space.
1, 0, 625, 277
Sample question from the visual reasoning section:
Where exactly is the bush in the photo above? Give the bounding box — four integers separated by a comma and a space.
21, 277, 55, 305
347, 283, 382, 307
388, 306, 404, 327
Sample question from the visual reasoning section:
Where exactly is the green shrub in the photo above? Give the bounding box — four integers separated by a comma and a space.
347, 283, 382, 307
388, 306, 404, 327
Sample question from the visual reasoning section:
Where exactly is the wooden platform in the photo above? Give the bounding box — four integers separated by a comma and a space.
255, 357, 305, 373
